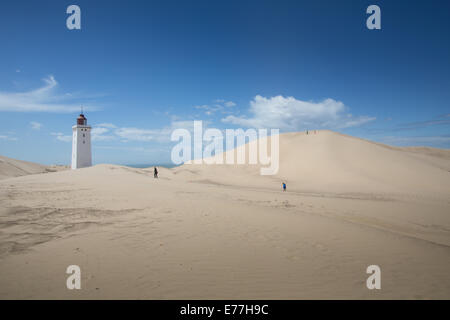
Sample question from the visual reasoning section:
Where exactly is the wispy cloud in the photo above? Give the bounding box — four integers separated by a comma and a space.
224, 101, 236, 107
194, 104, 221, 116
91, 126, 115, 141
364, 114, 450, 135
52, 121, 197, 144
115, 121, 197, 143
222, 95, 375, 130
114, 127, 163, 142
0, 75, 100, 113
95, 123, 117, 129
30, 121, 42, 130
394, 114, 450, 131
0, 134, 18, 141
195, 99, 236, 116
94, 145, 159, 153
51, 132, 72, 142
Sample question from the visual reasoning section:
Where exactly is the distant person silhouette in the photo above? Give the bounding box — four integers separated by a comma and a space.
154, 167, 158, 178
282, 182, 286, 191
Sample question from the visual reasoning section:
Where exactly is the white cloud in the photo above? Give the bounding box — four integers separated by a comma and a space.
105, 121, 203, 143
222, 95, 375, 130
215, 99, 235, 107
0, 135, 18, 141
0, 75, 99, 113
91, 127, 115, 141
94, 145, 159, 153
51, 132, 72, 142
195, 99, 236, 116
194, 104, 221, 116
194, 104, 211, 110
51, 124, 115, 142
224, 101, 236, 107
96, 123, 117, 128
89, 123, 118, 141
92, 127, 109, 135
50, 121, 206, 144
170, 120, 199, 131
115, 127, 164, 142
30, 121, 42, 130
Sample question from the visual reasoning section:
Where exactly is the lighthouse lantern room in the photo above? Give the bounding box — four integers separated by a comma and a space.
71, 111, 92, 169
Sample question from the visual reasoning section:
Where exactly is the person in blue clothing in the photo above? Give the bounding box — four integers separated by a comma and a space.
282, 182, 286, 191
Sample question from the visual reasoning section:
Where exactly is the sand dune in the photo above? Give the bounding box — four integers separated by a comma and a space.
179, 130, 450, 197
0, 155, 48, 180
0, 131, 449, 299
0, 155, 68, 180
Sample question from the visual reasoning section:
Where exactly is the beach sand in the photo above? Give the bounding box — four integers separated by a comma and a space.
0, 130, 449, 299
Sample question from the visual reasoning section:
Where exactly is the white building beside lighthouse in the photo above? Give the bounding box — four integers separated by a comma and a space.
71, 112, 92, 169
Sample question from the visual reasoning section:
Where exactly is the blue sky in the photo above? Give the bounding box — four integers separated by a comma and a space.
0, 0, 449, 165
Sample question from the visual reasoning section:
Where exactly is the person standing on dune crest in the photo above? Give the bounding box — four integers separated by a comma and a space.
154, 167, 158, 178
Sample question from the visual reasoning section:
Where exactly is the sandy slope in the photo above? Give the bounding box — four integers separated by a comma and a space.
181, 130, 450, 197
0, 155, 68, 180
0, 155, 48, 180
0, 131, 449, 299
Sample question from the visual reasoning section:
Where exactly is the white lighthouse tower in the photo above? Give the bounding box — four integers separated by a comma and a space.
71, 111, 92, 169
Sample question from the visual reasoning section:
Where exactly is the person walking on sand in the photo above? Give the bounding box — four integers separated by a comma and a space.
154, 167, 158, 178
282, 182, 286, 191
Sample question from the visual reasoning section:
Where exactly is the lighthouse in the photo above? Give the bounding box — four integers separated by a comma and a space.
71, 112, 92, 169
